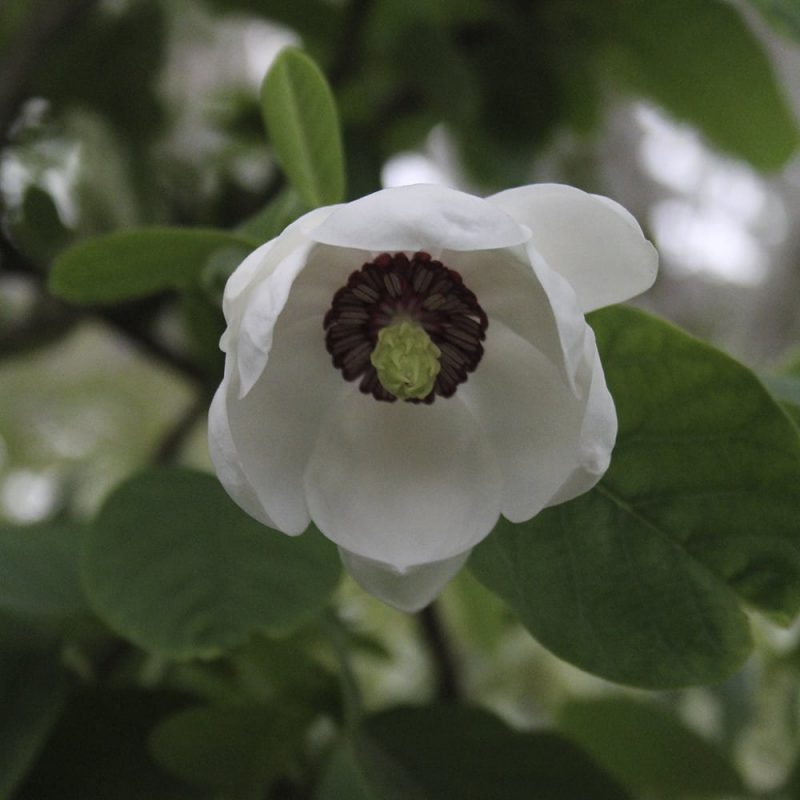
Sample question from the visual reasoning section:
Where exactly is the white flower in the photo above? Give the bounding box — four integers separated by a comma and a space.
209, 183, 657, 611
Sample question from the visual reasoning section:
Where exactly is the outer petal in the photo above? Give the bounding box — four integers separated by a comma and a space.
339, 548, 471, 612
450, 245, 586, 394
226, 317, 340, 535
546, 326, 617, 506
489, 184, 657, 312
310, 184, 530, 253
208, 366, 277, 529
458, 321, 598, 522
304, 389, 502, 571
221, 205, 338, 353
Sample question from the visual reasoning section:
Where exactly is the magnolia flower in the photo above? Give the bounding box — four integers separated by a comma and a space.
209, 184, 657, 611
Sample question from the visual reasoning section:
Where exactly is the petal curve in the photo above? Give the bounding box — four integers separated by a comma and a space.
311, 184, 530, 253
489, 184, 657, 312
304, 389, 502, 570
339, 548, 471, 612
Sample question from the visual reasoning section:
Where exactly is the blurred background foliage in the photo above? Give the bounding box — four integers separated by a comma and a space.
4, 0, 800, 797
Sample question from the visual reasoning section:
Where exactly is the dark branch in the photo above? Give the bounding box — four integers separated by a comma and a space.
418, 602, 462, 702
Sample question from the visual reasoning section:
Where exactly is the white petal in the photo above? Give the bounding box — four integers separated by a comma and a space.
222, 205, 336, 327
227, 317, 340, 535
304, 390, 502, 571
546, 327, 617, 506
339, 548, 470, 612
310, 184, 530, 253
489, 184, 658, 312
208, 370, 277, 529
236, 242, 314, 397
458, 321, 592, 522
450, 245, 586, 394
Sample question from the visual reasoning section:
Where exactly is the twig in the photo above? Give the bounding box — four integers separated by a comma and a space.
418, 602, 462, 702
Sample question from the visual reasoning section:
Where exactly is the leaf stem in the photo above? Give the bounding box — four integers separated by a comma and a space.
418, 602, 462, 702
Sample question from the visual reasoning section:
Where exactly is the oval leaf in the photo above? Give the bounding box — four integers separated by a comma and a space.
0, 521, 88, 619
49, 228, 256, 304
356, 705, 631, 800
603, 0, 798, 170
260, 48, 345, 208
81, 468, 341, 658
558, 697, 746, 798
471, 307, 800, 688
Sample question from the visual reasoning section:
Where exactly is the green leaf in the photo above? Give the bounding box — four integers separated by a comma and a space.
0, 629, 70, 799
81, 468, 341, 659
471, 307, 800, 688
49, 228, 256, 304
355, 705, 632, 800
748, 0, 800, 41
602, 0, 797, 170
15, 689, 204, 799
236, 188, 309, 244
149, 704, 311, 796
317, 742, 381, 800
260, 48, 345, 208
558, 697, 746, 798
0, 521, 89, 619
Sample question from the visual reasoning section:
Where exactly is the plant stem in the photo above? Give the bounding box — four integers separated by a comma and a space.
418, 602, 462, 703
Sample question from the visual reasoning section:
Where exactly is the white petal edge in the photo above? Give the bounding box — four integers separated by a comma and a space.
310, 184, 530, 253
304, 388, 502, 571
222, 205, 337, 326
450, 244, 586, 396
546, 326, 617, 506
458, 321, 595, 523
227, 317, 340, 536
340, 548, 471, 612
208, 369, 277, 529
489, 183, 657, 312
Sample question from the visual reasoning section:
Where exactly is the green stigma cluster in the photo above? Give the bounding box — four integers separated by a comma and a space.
370, 320, 441, 400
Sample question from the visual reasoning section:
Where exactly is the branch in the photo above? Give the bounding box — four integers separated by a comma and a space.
418, 602, 462, 702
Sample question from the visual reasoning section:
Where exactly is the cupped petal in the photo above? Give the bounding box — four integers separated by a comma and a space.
310, 184, 530, 253
339, 548, 471, 612
304, 389, 502, 571
546, 326, 617, 506
489, 184, 657, 312
235, 241, 370, 398
223, 205, 337, 327
457, 321, 594, 522
227, 316, 340, 535
449, 245, 586, 394
208, 368, 277, 529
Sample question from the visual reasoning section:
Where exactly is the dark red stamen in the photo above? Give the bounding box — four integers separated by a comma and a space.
324, 252, 488, 402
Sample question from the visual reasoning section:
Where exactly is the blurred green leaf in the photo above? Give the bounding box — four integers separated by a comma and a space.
8, 186, 72, 269
236, 188, 309, 243
354, 705, 632, 800
749, 0, 800, 40
472, 307, 800, 688
149, 703, 311, 796
317, 742, 380, 800
0, 628, 69, 799
558, 696, 746, 798
601, 0, 797, 170
49, 228, 256, 304
15, 689, 204, 799
0, 520, 88, 620
81, 468, 341, 659
32, 0, 166, 146
260, 48, 346, 208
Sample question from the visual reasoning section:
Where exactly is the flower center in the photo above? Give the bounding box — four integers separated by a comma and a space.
324, 251, 488, 403
370, 320, 441, 400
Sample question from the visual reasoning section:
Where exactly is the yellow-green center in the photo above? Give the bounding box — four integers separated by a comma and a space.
369, 320, 441, 400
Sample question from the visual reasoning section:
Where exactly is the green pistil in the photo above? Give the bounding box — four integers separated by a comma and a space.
370, 320, 441, 400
